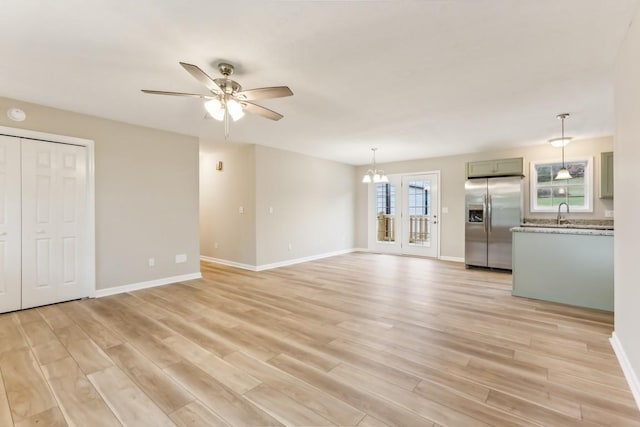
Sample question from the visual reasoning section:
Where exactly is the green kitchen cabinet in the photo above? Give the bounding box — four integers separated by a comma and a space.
466, 157, 524, 178
600, 151, 614, 199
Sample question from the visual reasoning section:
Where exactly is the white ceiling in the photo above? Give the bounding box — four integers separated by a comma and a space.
1, 0, 638, 165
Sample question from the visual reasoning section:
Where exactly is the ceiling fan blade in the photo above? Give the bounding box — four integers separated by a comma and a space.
141, 89, 211, 99
241, 101, 284, 121
179, 62, 223, 94
236, 86, 293, 101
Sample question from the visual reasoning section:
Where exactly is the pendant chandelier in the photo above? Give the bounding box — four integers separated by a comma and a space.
362, 148, 388, 183
549, 113, 572, 180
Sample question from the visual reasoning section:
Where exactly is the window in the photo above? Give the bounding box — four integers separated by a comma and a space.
375, 183, 395, 242
530, 158, 593, 212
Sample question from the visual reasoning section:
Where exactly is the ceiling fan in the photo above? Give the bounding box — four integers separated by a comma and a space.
142, 62, 293, 138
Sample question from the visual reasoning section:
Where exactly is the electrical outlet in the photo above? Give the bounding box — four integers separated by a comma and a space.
148, 257, 155, 267
239, 206, 244, 214
269, 206, 273, 214
214, 242, 219, 249
175, 254, 187, 263
288, 243, 292, 251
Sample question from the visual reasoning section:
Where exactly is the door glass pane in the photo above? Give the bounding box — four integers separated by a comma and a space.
407, 179, 430, 247
375, 183, 395, 242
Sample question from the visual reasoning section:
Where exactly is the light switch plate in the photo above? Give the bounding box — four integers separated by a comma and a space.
605, 210, 614, 218
239, 206, 244, 214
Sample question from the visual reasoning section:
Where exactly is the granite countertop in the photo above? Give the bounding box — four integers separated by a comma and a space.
511, 226, 614, 236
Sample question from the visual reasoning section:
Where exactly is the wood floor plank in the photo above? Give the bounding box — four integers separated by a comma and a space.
0, 315, 29, 355
105, 342, 195, 413
169, 401, 229, 427
88, 365, 175, 427
40, 357, 121, 427
162, 334, 261, 394
164, 360, 283, 426
14, 406, 67, 427
0, 369, 14, 426
224, 351, 365, 426
243, 384, 336, 426
327, 362, 495, 427
269, 353, 436, 427
61, 302, 125, 350
0, 348, 57, 422
64, 338, 113, 375
356, 415, 392, 427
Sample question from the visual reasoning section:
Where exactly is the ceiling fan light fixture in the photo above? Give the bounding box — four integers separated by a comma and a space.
205, 99, 225, 121
230, 110, 245, 121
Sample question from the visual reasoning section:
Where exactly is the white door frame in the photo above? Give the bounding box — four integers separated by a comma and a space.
367, 170, 441, 259
0, 125, 96, 297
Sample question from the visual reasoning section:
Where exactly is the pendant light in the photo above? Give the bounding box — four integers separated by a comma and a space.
549, 113, 572, 180
362, 148, 388, 184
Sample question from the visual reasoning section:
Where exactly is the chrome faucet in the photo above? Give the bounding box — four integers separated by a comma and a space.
557, 202, 570, 224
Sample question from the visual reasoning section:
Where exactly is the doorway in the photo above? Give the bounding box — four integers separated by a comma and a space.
368, 172, 439, 258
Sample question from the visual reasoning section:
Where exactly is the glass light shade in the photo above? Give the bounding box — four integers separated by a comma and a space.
362, 174, 372, 183
555, 168, 572, 180
204, 99, 225, 121
373, 173, 382, 183
549, 137, 572, 147
380, 175, 389, 183
229, 109, 245, 121
227, 99, 243, 115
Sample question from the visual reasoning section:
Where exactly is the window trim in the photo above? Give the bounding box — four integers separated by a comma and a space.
529, 157, 593, 213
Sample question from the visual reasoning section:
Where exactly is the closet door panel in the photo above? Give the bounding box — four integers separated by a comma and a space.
22, 140, 88, 308
0, 136, 21, 313
22, 140, 58, 308
57, 144, 87, 302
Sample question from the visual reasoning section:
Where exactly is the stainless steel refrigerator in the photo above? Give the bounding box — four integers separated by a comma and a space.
465, 176, 523, 270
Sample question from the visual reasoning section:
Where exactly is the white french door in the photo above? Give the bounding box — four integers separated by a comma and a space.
0, 134, 90, 313
368, 172, 439, 258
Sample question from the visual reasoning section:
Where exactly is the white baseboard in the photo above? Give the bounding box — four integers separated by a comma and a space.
201, 248, 361, 272
94, 272, 202, 298
200, 255, 258, 272
255, 248, 356, 271
439, 256, 465, 263
610, 331, 640, 410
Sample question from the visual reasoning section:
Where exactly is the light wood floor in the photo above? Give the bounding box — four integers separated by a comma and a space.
1, 253, 639, 426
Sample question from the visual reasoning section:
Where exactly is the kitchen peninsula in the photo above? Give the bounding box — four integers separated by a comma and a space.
511, 223, 614, 311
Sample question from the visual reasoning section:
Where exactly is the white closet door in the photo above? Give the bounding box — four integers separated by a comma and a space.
0, 136, 21, 313
21, 140, 88, 309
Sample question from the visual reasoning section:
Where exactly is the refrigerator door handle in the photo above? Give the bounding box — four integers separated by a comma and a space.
483, 194, 488, 234
488, 195, 492, 233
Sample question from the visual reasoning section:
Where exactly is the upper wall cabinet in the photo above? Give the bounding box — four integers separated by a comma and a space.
466, 157, 524, 178
600, 151, 614, 199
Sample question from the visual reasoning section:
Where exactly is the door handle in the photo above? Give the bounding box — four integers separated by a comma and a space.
488, 195, 492, 233
432, 215, 437, 224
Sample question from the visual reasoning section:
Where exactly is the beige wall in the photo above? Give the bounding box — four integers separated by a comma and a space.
199, 143, 357, 268
614, 5, 640, 405
199, 143, 257, 266
0, 97, 200, 290
255, 145, 356, 266
356, 137, 614, 259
